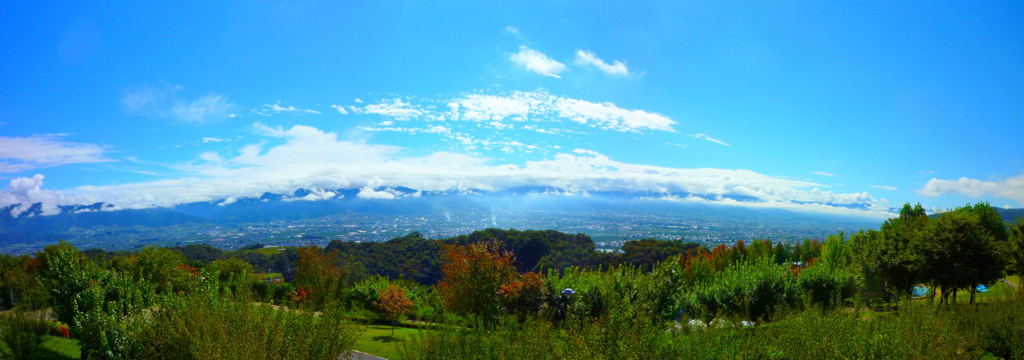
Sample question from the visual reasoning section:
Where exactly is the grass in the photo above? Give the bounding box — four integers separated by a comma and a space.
951, 282, 1017, 303
352, 325, 432, 359
252, 247, 287, 255
0, 335, 81, 359
37, 336, 81, 359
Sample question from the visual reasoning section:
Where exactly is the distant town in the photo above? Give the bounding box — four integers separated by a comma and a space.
9, 208, 874, 254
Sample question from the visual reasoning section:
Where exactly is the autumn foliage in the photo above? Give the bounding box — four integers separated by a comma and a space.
376, 284, 413, 335
437, 242, 544, 321
294, 244, 342, 306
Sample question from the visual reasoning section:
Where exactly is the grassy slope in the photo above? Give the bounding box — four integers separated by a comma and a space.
352, 325, 431, 359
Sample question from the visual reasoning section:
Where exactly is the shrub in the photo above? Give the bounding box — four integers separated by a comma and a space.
0, 311, 44, 359
140, 290, 358, 360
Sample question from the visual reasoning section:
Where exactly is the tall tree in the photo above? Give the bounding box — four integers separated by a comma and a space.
376, 284, 413, 336
437, 242, 517, 322
294, 244, 343, 306
925, 204, 1007, 304
1007, 219, 1024, 284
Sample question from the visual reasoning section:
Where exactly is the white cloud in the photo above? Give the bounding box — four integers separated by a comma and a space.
122, 83, 235, 124
918, 170, 935, 175
812, 171, 836, 177
692, 133, 730, 146
871, 185, 898, 191
665, 142, 688, 149
3, 124, 893, 218
264, 103, 321, 114
574, 50, 630, 76
202, 137, 228, 143
445, 90, 675, 133
356, 186, 399, 200
919, 173, 1024, 205
0, 175, 65, 216
504, 25, 519, 34
284, 188, 338, 202
198, 151, 222, 162
0, 135, 112, 173
354, 98, 424, 120
509, 46, 566, 78
357, 125, 451, 135
330, 105, 349, 114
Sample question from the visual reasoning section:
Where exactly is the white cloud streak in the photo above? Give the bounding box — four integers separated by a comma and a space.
919, 174, 1024, 205
330, 105, 349, 114
574, 50, 630, 76
0, 135, 112, 173
122, 83, 235, 124
509, 46, 566, 78
871, 185, 898, 191
264, 103, 321, 114
692, 133, 730, 146
813, 171, 836, 177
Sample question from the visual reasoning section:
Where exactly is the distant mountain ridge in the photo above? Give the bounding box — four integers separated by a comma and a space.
997, 208, 1024, 223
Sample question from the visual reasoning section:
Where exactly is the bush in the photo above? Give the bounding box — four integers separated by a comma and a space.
796, 262, 863, 309
140, 290, 358, 360
0, 311, 44, 359
679, 258, 800, 323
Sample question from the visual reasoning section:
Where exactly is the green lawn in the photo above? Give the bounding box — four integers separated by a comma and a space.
1, 335, 81, 359
352, 325, 432, 359
950, 281, 1017, 304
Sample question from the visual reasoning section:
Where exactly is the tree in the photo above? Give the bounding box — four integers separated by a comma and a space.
376, 284, 413, 336
112, 246, 187, 293
36, 240, 100, 326
851, 204, 931, 303
294, 244, 342, 306
925, 204, 1007, 304
437, 242, 517, 322
209, 257, 253, 282
1008, 218, 1024, 282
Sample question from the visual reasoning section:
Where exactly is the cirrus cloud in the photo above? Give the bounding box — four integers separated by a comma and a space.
0, 135, 112, 173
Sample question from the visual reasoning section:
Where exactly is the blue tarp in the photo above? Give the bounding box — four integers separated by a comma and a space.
912, 286, 928, 297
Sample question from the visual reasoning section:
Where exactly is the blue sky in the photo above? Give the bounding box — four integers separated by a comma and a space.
1, 1, 1022, 218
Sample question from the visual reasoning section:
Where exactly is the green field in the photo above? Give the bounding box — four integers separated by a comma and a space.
1, 335, 81, 360
352, 325, 432, 359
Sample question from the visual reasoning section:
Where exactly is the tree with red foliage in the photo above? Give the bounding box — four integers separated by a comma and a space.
294, 244, 342, 306
376, 284, 413, 335
497, 271, 545, 319
437, 242, 518, 322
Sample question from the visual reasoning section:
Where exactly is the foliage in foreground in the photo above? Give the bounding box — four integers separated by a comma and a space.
398, 296, 1024, 360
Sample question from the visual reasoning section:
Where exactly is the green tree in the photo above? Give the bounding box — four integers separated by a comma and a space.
854, 203, 931, 302
209, 257, 253, 282
37, 240, 100, 326
112, 246, 187, 293
1008, 218, 1024, 282
925, 204, 1008, 304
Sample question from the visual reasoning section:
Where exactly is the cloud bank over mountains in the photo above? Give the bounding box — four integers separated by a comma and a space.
1, 123, 893, 219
